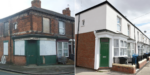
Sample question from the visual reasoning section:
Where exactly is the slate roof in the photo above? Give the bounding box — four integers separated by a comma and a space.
0, 7, 74, 21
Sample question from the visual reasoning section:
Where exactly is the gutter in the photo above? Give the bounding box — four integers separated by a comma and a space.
76, 14, 80, 66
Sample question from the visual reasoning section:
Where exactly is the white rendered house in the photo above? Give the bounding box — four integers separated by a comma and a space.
75, 1, 150, 69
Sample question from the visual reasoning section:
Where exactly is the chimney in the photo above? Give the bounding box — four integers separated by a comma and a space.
31, 0, 41, 8
63, 8, 70, 16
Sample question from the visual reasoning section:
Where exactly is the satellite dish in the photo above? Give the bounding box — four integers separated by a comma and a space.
144, 31, 146, 33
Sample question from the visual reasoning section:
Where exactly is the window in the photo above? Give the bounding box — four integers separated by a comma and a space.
82, 20, 85, 26
114, 39, 127, 57
117, 17, 121, 32
127, 43, 135, 57
3, 41, 8, 55
14, 23, 17, 30
114, 39, 119, 56
43, 18, 50, 33
59, 21, 65, 35
57, 42, 69, 57
137, 32, 139, 41
15, 40, 25, 55
120, 40, 127, 56
40, 40, 56, 55
4, 22, 9, 36
128, 25, 130, 36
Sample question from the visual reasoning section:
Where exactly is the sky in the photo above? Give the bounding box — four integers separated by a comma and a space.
75, 0, 150, 38
0, 0, 75, 19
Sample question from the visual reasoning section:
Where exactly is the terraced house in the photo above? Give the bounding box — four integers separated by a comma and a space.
0, 0, 74, 65
75, 1, 150, 70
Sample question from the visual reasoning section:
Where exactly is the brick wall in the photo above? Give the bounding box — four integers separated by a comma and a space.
0, 11, 74, 65
76, 31, 95, 69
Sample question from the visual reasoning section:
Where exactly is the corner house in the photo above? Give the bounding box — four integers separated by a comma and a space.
75, 1, 150, 69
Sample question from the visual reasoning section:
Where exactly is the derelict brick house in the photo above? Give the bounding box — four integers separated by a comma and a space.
75, 1, 150, 70
0, 0, 74, 65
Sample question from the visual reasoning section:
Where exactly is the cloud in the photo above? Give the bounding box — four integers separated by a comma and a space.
0, 0, 75, 19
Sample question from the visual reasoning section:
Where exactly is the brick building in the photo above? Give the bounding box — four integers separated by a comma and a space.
75, 1, 150, 70
0, 0, 74, 65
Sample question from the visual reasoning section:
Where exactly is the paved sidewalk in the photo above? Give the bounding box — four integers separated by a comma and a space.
0, 64, 74, 75
76, 62, 150, 75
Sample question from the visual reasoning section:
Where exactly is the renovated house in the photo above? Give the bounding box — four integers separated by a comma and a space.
75, 1, 150, 70
0, 0, 74, 65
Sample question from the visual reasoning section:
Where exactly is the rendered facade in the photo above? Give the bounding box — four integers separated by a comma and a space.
75, 1, 150, 69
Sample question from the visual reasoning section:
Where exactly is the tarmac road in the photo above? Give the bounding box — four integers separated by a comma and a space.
0, 70, 23, 75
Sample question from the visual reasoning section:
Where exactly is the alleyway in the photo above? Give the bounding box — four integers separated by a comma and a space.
76, 62, 150, 75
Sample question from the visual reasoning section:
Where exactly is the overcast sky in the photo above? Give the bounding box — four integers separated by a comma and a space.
75, 0, 150, 38
0, 0, 75, 19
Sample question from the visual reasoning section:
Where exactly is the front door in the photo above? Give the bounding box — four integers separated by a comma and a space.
26, 40, 37, 65
100, 38, 109, 67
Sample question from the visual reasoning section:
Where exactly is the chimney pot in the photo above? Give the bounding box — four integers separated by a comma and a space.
31, 0, 41, 8
62, 8, 70, 16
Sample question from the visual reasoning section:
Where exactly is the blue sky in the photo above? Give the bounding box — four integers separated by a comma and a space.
75, 0, 150, 38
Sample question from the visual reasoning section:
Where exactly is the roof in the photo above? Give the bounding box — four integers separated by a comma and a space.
75, 1, 150, 40
0, 7, 74, 21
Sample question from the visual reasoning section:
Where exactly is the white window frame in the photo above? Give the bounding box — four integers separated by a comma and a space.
127, 25, 130, 36
117, 16, 121, 32
3, 41, 8, 55
57, 42, 69, 57
59, 21, 65, 35
114, 39, 127, 57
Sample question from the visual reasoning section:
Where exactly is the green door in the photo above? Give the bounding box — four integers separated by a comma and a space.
26, 40, 38, 65
100, 38, 109, 67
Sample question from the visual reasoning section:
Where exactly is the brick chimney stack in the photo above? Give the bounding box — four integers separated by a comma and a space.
63, 8, 71, 16
31, 0, 41, 8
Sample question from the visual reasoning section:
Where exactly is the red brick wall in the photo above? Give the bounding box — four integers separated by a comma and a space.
0, 12, 74, 65
13, 56, 26, 65
76, 32, 95, 69
139, 59, 147, 69
112, 65, 136, 74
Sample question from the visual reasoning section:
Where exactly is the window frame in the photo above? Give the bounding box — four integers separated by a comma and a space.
57, 42, 69, 57
127, 24, 130, 37
58, 21, 65, 35
4, 22, 9, 36
14, 22, 18, 30
117, 16, 121, 32
3, 40, 8, 55
114, 39, 127, 57
42, 17, 50, 33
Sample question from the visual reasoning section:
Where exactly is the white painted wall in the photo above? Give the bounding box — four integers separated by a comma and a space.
106, 4, 135, 39
75, 4, 107, 34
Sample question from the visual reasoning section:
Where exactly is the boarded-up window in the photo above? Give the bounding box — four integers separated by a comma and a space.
3, 41, 8, 55
15, 40, 25, 55
59, 21, 65, 35
57, 42, 69, 57
40, 40, 56, 55
43, 18, 50, 33
4, 22, 9, 36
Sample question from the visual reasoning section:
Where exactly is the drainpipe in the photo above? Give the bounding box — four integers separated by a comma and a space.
9, 21, 12, 63
76, 14, 80, 66
72, 22, 74, 55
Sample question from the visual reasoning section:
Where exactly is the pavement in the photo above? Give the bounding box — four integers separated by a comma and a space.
76, 61, 150, 75
0, 64, 74, 75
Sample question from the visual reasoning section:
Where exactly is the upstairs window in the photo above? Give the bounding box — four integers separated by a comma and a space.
43, 18, 50, 33
59, 21, 65, 35
117, 17, 121, 32
4, 22, 9, 36
128, 25, 130, 36
14, 23, 18, 30
137, 32, 139, 41
82, 20, 85, 26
